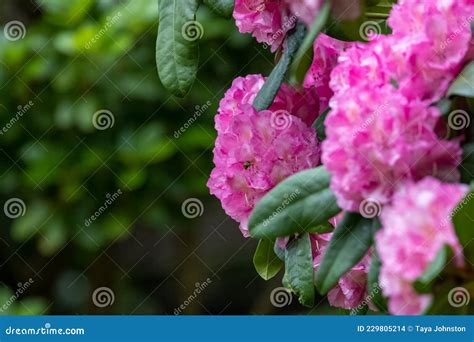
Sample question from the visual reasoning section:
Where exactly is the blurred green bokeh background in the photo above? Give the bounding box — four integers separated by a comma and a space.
0, 0, 333, 315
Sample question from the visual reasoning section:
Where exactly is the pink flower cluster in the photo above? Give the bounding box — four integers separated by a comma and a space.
304, 34, 349, 112
311, 233, 371, 310
376, 178, 468, 315
233, 0, 323, 51
323, 0, 473, 211
207, 74, 320, 237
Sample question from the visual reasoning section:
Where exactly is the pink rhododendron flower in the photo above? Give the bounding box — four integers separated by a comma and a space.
283, 0, 322, 27
311, 233, 370, 309
386, 0, 474, 101
322, 84, 462, 211
233, 0, 330, 51
376, 178, 469, 315
305, 34, 350, 112
233, 0, 294, 52
207, 74, 320, 236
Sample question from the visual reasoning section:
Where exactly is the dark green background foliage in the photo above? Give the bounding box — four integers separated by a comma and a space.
0, 0, 338, 314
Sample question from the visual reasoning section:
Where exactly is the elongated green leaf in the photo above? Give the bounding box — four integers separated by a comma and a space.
248, 166, 341, 239
290, 1, 331, 85
414, 245, 453, 294
367, 249, 388, 312
253, 22, 306, 111
283, 233, 314, 307
253, 239, 283, 280
452, 191, 474, 265
313, 107, 330, 141
315, 213, 380, 294
156, 0, 200, 97
448, 62, 474, 98
203, 0, 234, 18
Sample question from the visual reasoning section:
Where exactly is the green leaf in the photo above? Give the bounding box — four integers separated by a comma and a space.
203, 0, 234, 18
315, 213, 380, 294
461, 143, 474, 184
413, 245, 453, 294
156, 0, 200, 97
313, 107, 330, 141
248, 166, 341, 239
289, 1, 331, 85
448, 62, 474, 98
452, 191, 474, 265
253, 22, 307, 111
283, 233, 314, 307
367, 249, 388, 312
253, 239, 284, 280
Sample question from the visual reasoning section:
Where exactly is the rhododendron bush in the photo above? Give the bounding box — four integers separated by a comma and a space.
156, 0, 474, 315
